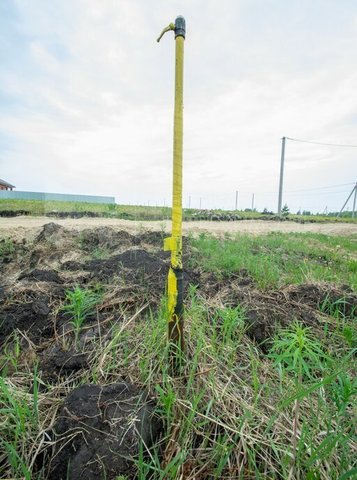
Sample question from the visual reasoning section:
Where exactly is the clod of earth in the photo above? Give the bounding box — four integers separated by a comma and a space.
48, 383, 163, 480
39, 345, 88, 381
19, 268, 63, 284
0, 292, 53, 346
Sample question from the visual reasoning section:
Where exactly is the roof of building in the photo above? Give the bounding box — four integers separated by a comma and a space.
0, 178, 16, 188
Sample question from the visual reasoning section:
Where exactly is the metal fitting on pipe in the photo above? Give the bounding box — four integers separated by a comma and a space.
175, 16, 186, 39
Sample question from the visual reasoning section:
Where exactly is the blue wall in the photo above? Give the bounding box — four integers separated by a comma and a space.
0, 190, 115, 204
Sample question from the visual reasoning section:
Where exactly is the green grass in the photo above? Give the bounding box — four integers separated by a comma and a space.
190, 232, 357, 289
0, 199, 173, 220
94, 290, 355, 479
0, 238, 15, 257
0, 369, 39, 480
1, 198, 357, 223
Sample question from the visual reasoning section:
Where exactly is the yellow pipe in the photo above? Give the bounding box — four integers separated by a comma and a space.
171, 34, 184, 269
160, 17, 186, 355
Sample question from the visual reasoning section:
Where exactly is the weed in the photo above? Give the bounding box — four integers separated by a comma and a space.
330, 372, 357, 416
1, 333, 21, 375
61, 286, 103, 346
92, 246, 110, 259
268, 322, 327, 474
0, 369, 39, 479
0, 238, 15, 257
320, 295, 356, 319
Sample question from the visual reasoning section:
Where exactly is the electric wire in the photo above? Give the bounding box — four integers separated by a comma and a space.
286, 137, 357, 148
231, 183, 355, 195
284, 182, 355, 193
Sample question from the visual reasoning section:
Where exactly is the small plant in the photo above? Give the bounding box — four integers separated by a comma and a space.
320, 295, 355, 319
1, 333, 21, 375
0, 369, 39, 479
281, 203, 290, 216
92, 247, 109, 260
159, 221, 167, 236
330, 372, 357, 416
61, 286, 102, 346
0, 238, 15, 257
269, 322, 326, 470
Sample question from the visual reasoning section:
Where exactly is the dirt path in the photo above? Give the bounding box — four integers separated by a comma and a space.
1, 216, 356, 240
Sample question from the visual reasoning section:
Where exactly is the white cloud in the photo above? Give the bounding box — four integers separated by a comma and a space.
0, 0, 356, 213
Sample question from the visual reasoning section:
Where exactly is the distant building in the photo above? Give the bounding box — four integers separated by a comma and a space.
0, 179, 15, 191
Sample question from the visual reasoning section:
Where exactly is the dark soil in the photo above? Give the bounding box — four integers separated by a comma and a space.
0, 292, 53, 346
80, 227, 140, 250
284, 282, 357, 317
85, 249, 168, 281
48, 383, 163, 480
46, 211, 102, 218
0, 209, 30, 217
39, 345, 88, 380
19, 268, 63, 283
0, 224, 200, 348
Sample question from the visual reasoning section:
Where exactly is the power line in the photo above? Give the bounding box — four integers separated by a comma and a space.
244, 182, 355, 195
287, 190, 351, 197
286, 137, 357, 148
284, 182, 355, 193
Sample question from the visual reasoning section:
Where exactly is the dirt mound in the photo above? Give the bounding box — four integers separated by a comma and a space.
35, 222, 66, 242
0, 291, 53, 346
208, 280, 357, 352
85, 248, 168, 282
283, 283, 357, 317
139, 230, 165, 246
48, 383, 163, 480
79, 227, 140, 251
242, 293, 317, 351
19, 268, 63, 284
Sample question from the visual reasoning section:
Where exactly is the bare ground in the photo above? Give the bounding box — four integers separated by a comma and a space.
1, 216, 356, 240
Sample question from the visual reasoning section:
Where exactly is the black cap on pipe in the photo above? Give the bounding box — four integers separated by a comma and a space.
175, 16, 186, 39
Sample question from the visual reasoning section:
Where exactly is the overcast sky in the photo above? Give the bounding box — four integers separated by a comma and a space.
1, 0, 356, 213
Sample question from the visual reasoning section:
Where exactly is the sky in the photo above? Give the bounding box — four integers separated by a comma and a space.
0, 0, 356, 213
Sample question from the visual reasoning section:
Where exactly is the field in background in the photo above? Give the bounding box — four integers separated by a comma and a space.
1, 198, 356, 223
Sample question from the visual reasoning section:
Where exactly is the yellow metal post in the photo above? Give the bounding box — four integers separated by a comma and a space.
158, 16, 186, 356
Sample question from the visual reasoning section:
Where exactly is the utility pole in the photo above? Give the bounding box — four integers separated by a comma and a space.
352, 182, 357, 218
199, 197, 202, 210
251, 193, 255, 211
188, 195, 191, 209
278, 136, 286, 215
338, 183, 356, 217
235, 190, 238, 211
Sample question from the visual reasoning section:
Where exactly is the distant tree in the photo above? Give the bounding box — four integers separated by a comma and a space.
302, 210, 311, 216
296, 210, 301, 215
262, 207, 274, 215
281, 204, 290, 216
